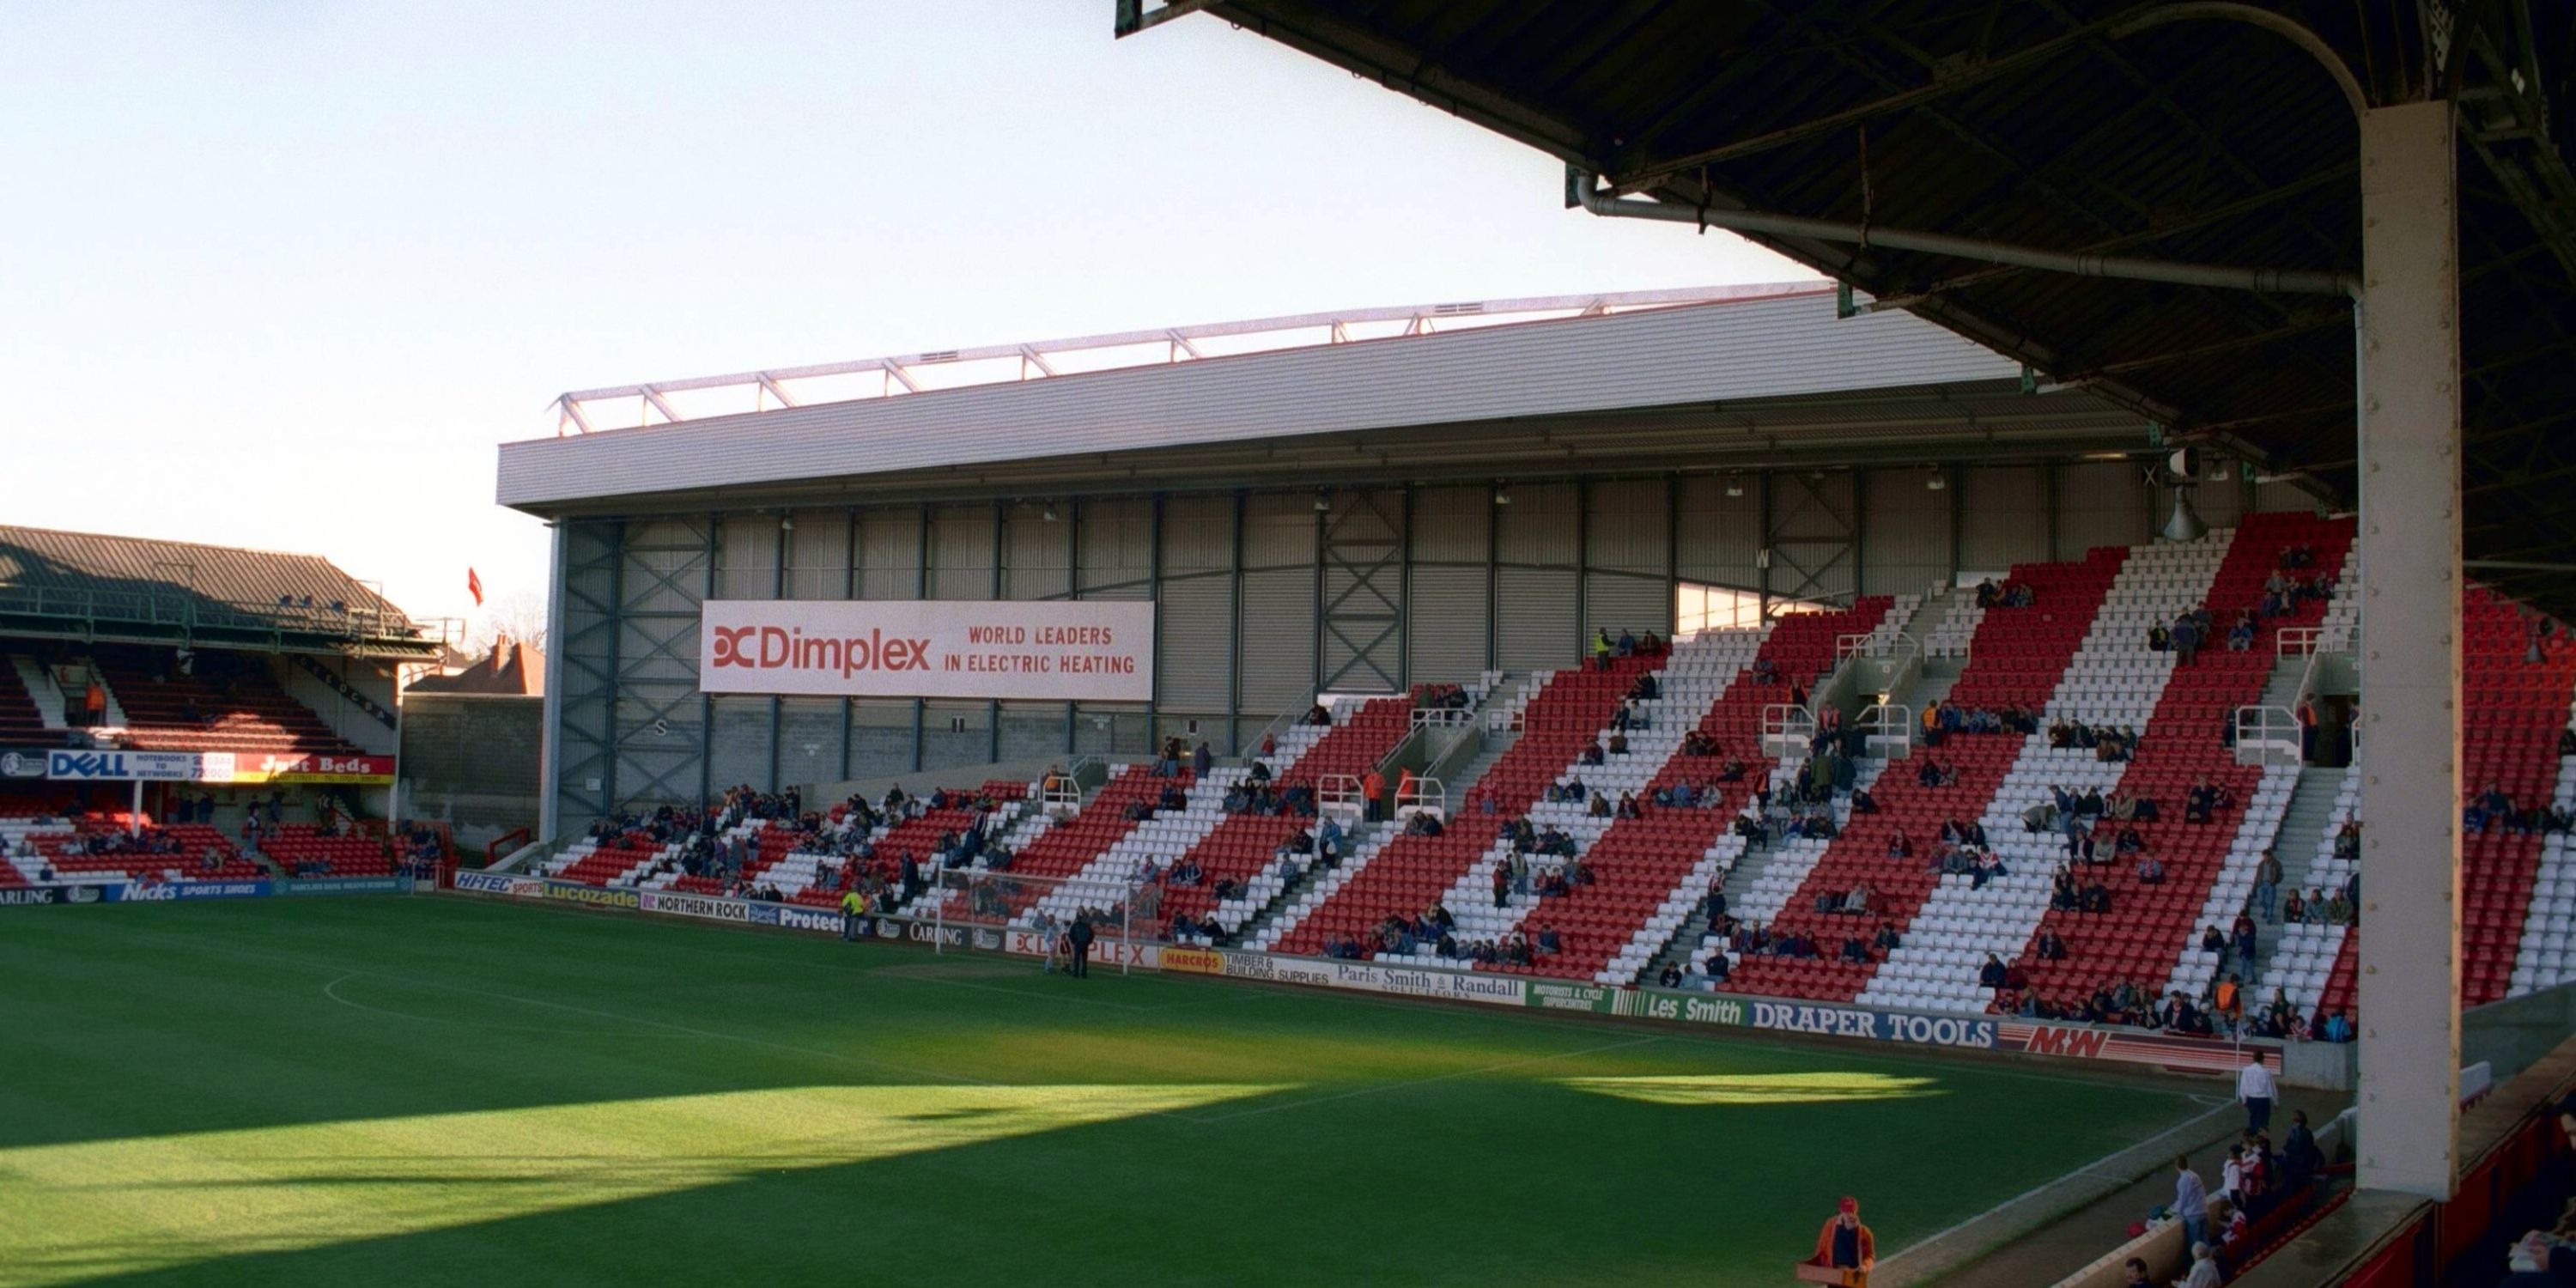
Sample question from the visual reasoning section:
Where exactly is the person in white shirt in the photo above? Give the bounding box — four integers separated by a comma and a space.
2172, 1156, 2208, 1251
2237, 1053, 2278, 1132
2176, 1241, 2221, 1288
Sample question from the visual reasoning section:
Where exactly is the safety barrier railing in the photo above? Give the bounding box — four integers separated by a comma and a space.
1316, 773, 1364, 819
1410, 706, 1473, 732
2233, 705, 2305, 767
1040, 774, 1084, 813
1761, 703, 1815, 759
1857, 703, 1913, 758
1395, 775, 1445, 820
1836, 629, 1923, 665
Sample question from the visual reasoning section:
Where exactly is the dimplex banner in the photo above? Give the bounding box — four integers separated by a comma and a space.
698, 599, 1154, 702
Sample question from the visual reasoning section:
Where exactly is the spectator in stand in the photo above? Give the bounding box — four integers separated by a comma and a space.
2281, 1109, 2324, 1190
2136, 853, 2165, 885
2178, 1241, 2221, 1288
1192, 741, 1213, 779
1978, 953, 2008, 989
2172, 612, 2201, 665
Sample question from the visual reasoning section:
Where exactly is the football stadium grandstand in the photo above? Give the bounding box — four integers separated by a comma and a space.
0, 526, 454, 890
14, 4, 2576, 1286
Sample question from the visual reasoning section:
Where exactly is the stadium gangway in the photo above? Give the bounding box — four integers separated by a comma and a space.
1837, 630, 1925, 726
2233, 705, 2307, 768
1761, 703, 1817, 759
1856, 703, 1915, 758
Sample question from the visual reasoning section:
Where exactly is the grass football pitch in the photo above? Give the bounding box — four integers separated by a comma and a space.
0, 896, 2221, 1286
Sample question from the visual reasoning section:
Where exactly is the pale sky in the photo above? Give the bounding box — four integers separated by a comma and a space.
0, 2, 1807, 636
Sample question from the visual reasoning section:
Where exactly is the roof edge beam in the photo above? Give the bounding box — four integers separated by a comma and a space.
1569, 168, 2360, 299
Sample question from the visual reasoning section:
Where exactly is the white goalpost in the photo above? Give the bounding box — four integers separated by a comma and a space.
926, 866, 1146, 975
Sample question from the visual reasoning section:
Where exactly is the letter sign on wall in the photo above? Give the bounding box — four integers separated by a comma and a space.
697, 600, 1155, 702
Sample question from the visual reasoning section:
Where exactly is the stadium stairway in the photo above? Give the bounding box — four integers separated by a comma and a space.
1720, 548, 2126, 1002
2001, 512, 2354, 1012
547, 834, 680, 887
1264, 652, 1664, 957
2248, 764, 2354, 1018
808, 782, 1031, 905
1211, 816, 1389, 941
1158, 696, 1417, 935
1502, 598, 1895, 984
2508, 684, 2576, 996
1015, 698, 1384, 927
1858, 532, 2233, 1014
1249, 726, 1525, 951
1370, 625, 1776, 969
3, 657, 61, 741
2460, 586, 2576, 1004
2154, 529, 2358, 1007
2298, 582, 2576, 1015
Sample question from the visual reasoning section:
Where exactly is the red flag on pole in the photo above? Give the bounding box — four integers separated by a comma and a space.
467, 568, 484, 606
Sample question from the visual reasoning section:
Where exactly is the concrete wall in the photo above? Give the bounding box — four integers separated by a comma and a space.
279, 655, 399, 756
400, 694, 542, 848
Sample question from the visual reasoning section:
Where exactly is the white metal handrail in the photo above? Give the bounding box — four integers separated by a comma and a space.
1041, 776, 1083, 813
1761, 702, 1816, 758
1837, 629, 1923, 663
1857, 703, 1914, 758
1316, 773, 1364, 818
1395, 775, 1445, 819
2233, 705, 2305, 767
1411, 707, 1473, 732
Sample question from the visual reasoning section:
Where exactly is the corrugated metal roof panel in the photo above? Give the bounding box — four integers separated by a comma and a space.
0, 525, 409, 623
498, 292, 2020, 511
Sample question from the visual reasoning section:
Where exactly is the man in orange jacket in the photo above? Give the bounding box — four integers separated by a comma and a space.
1810, 1196, 1875, 1279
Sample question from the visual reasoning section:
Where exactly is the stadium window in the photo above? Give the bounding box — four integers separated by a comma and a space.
1674, 580, 1826, 639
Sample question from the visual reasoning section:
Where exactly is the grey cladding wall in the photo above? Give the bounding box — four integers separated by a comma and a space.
540, 468, 2242, 833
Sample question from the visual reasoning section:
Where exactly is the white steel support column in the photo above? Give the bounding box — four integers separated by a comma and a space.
538, 520, 569, 847
2354, 99, 2464, 1200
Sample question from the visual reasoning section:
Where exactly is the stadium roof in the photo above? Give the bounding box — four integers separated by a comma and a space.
1138, 0, 2576, 621
498, 284, 2154, 514
0, 525, 430, 657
